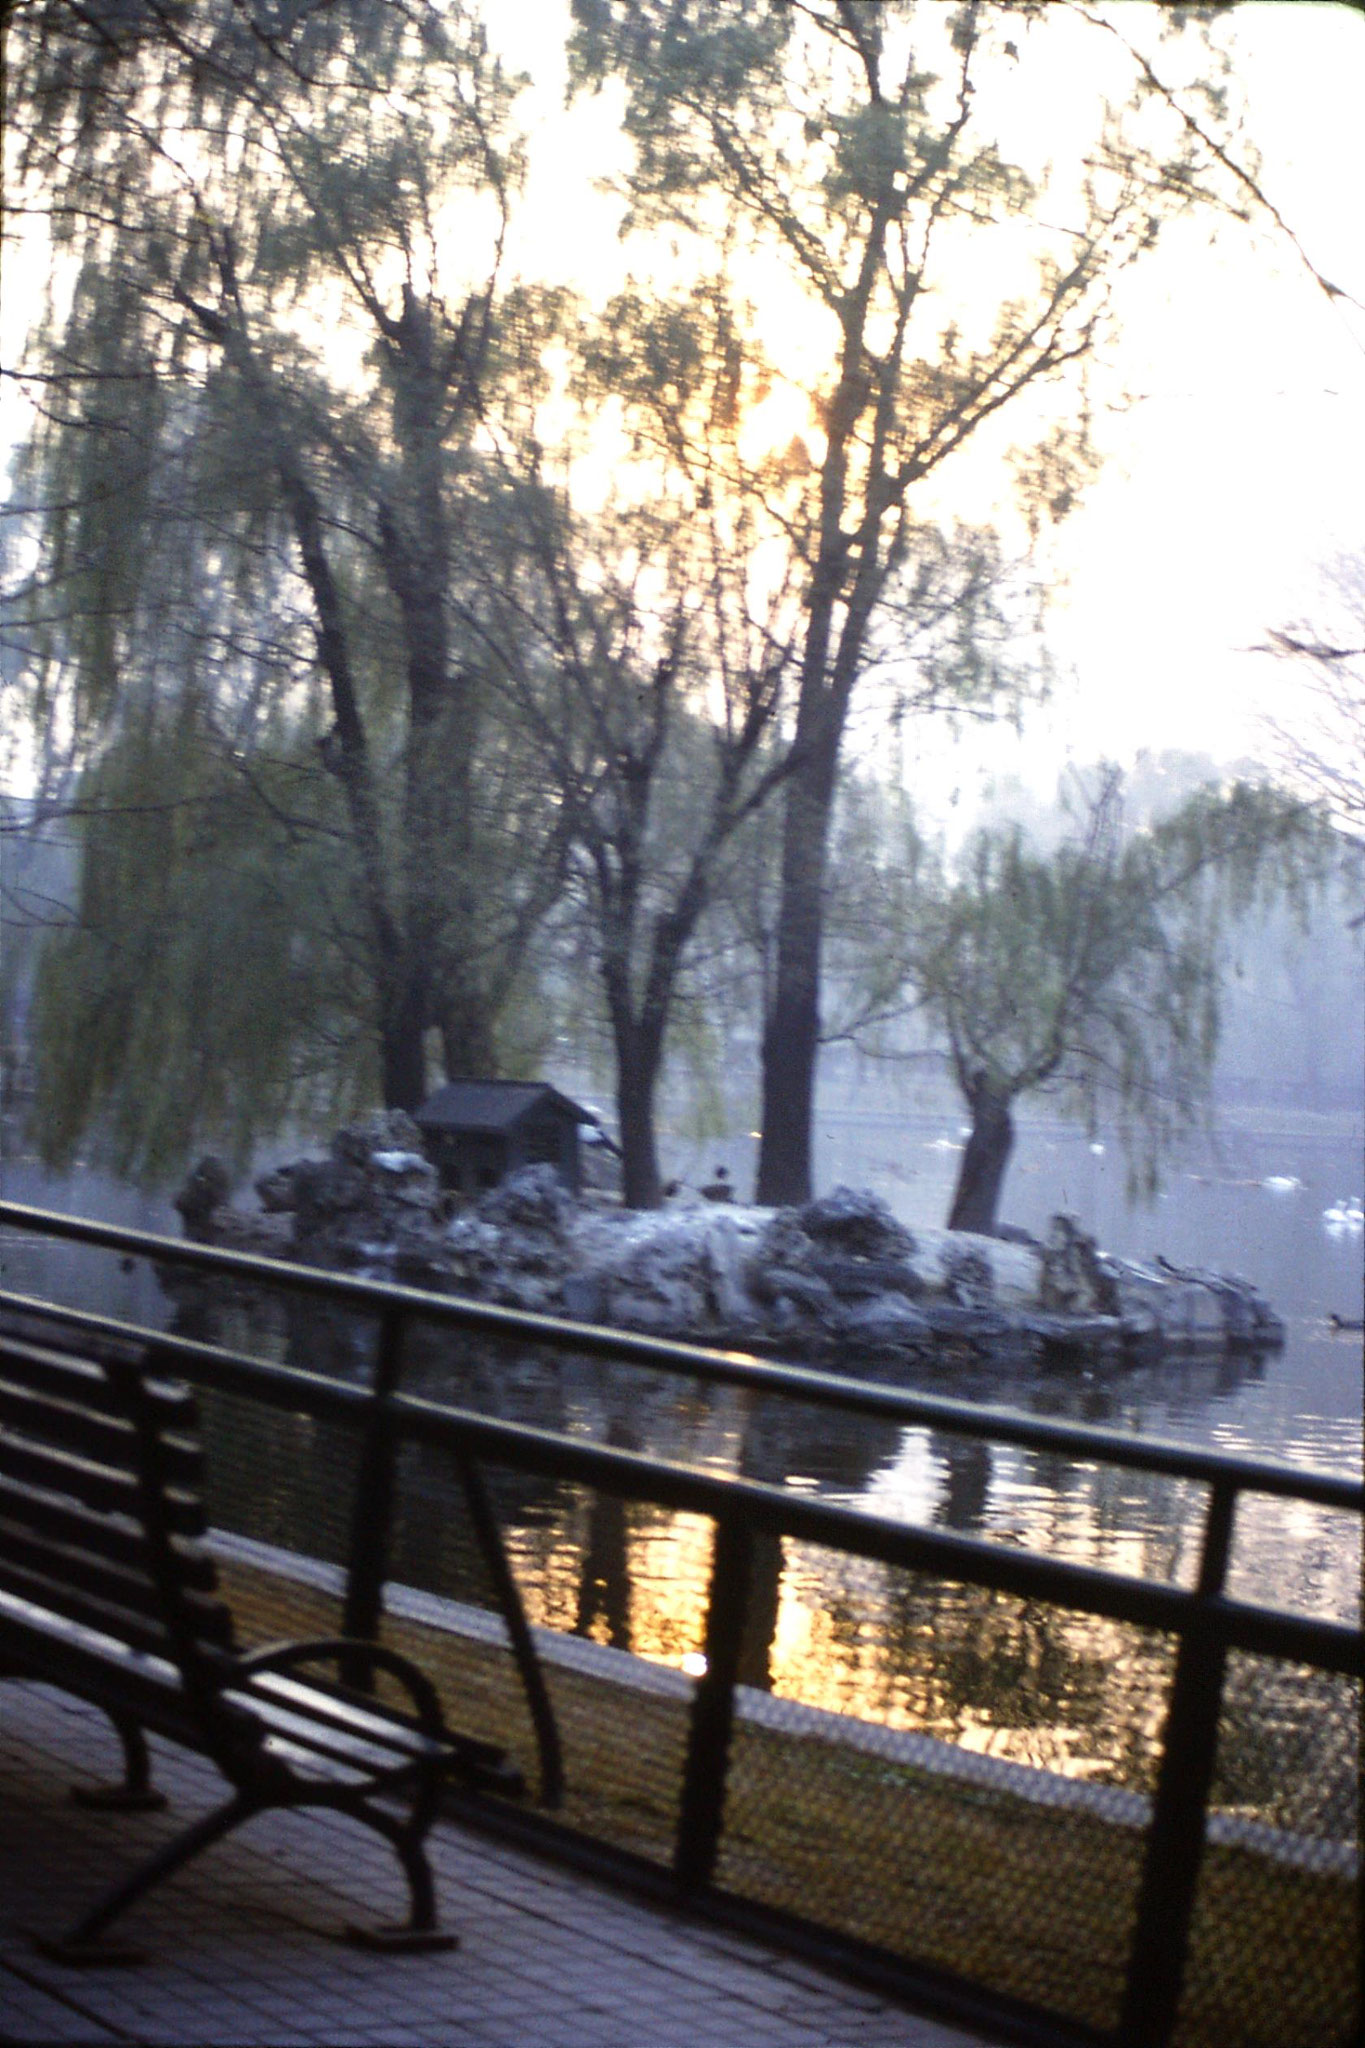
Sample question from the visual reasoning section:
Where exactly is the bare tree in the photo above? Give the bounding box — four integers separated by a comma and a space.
1259, 562, 1365, 860
570, 0, 1258, 1204
474, 364, 802, 1205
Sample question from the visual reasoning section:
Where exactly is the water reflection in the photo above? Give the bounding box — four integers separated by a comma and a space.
729, 1393, 903, 1689
929, 1431, 992, 1533
573, 1418, 634, 1650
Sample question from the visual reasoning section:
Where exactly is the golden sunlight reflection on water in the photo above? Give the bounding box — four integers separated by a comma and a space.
458, 1326, 1360, 1816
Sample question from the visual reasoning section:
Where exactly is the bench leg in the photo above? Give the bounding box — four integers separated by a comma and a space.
341, 1804, 457, 1955
34, 1790, 258, 1966
70, 1712, 168, 1814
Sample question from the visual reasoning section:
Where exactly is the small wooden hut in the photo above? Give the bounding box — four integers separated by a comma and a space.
414, 1081, 593, 1196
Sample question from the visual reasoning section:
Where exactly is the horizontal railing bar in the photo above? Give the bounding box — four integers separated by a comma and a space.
3, 1286, 1360, 1675
2, 1203, 1361, 1510
1199, 1596, 1363, 1672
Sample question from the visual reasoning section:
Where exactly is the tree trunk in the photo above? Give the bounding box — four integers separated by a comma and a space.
439, 993, 495, 1083
947, 1082, 1015, 1235
378, 966, 431, 1114
755, 722, 840, 1207
614, 1014, 665, 1210
754, 353, 892, 1209
381, 289, 492, 1085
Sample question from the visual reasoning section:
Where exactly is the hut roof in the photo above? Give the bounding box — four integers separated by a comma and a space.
414, 1080, 593, 1135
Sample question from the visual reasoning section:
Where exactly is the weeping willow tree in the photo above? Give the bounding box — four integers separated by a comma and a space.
900, 769, 1335, 1234
27, 711, 370, 1180
3, 0, 566, 1177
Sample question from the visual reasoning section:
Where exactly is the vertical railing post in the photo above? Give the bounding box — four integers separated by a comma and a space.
1118, 1479, 1238, 2048
340, 1305, 406, 1687
454, 1449, 565, 1808
674, 1510, 754, 1896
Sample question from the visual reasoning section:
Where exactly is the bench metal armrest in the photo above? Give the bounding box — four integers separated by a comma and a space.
233, 1637, 447, 1741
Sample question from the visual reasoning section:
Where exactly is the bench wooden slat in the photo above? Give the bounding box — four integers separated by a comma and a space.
255, 1731, 373, 1788
0, 1338, 196, 1426
246, 1669, 516, 1786
0, 1550, 174, 1657
0, 1515, 225, 1634
249, 1669, 473, 1755
0, 1341, 124, 1414
0, 1546, 233, 1657
0, 1582, 233, 1683
0, 1583, 181, 1695
0, 1473, 217, 1588
0, 1379, 204, 1488
223, 1691, 433, 1776
0, 1587, 232, 1741
0, 1376, 140, 1467
0, 1432, 207, 1533
0, 1514, 162, 1621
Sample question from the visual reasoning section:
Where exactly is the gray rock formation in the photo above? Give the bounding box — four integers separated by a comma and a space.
174, 1154, 232, 1240
1038, 1212, 1121, 1317
174, 1135, 1285, 1372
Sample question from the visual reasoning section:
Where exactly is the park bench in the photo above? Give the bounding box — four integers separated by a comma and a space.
0, 1308, 523, 1963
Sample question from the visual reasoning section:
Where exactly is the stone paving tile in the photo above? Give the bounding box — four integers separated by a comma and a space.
0, 1962, 126, 2045
2, 1682, 1003, 2048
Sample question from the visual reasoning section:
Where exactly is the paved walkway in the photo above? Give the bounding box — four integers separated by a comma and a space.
2, 1682, 1000, 2048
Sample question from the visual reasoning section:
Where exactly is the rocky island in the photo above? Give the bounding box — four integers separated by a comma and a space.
173, 1112, 1285, 1372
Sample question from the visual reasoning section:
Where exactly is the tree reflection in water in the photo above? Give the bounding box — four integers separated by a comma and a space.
930, 1431, 992, 1534
574, 1419, 635, 1650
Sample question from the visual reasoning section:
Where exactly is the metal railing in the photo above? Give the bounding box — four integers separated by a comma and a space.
0, 1198, 1360, 2048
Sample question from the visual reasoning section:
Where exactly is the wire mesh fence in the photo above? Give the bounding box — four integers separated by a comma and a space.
1174, 1654, 1361, 2048
716, 1549, 1171, 2035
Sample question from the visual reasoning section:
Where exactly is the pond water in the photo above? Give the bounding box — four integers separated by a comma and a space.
2, 1117, 1360, 1821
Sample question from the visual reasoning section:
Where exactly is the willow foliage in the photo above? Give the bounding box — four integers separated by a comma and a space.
907, 770, 1337, 1211
4, 0, 566, 1175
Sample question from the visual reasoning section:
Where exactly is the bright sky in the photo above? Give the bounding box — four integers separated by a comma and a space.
1031, 5, 1365, 780
486, 0, 1365, 815
5, 2, 1362, 822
